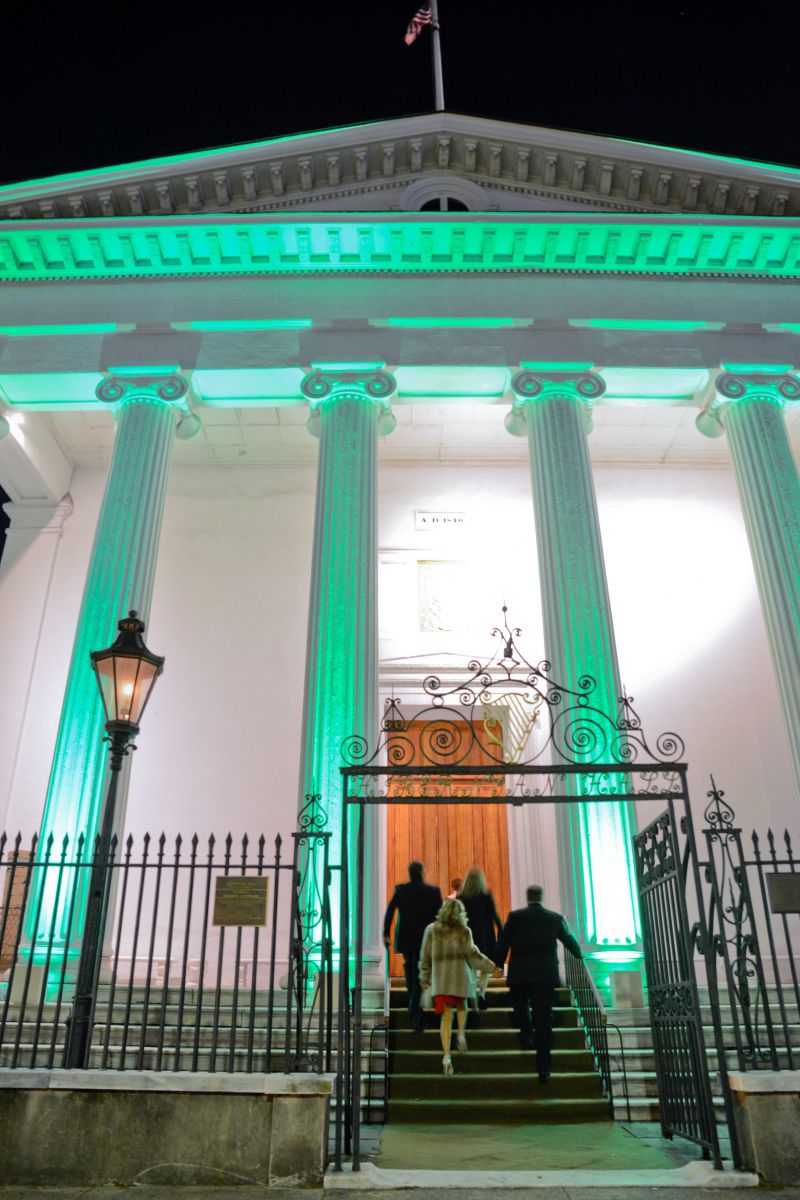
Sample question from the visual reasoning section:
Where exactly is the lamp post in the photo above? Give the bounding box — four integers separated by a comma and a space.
64, 610, 164, 1069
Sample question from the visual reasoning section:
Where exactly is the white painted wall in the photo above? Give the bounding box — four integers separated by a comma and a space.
1, 456, 797, 874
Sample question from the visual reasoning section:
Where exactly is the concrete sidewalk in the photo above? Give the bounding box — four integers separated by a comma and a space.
1, 1188, 798, 1200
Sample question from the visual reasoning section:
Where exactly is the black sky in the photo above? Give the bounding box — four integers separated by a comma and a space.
2, 2, 799, 186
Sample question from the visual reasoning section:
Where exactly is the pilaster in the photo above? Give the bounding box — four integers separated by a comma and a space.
697, 372, 800, 801
29, 374, 196, 955
298, 369, 395, 959
507, 370, 641, 960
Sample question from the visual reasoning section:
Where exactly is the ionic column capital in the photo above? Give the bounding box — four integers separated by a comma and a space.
696, 372, 800, 438
96, 372, 201, 440
96, 373, 189, 407
301, 368, 397, 437
505, 370, 606, 437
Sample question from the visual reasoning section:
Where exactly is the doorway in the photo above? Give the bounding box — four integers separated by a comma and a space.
385, 719, 511, 977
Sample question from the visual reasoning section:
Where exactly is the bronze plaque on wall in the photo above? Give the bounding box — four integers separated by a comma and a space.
766, 873, 800, 915
213, 876, 269, 926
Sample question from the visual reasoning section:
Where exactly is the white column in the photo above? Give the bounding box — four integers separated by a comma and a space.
506, 370, 641, 958
0, 498, 73, 833
298, 369, 396, 959
698, 371, 800, 800
30, 374, 197, 956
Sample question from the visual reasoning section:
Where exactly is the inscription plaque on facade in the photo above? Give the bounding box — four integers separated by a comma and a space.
415, 510, 466, 530
213, 876, 269, 926
766, 873, 800, 914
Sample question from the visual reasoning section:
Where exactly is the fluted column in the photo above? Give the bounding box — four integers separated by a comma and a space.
30, 374, 196, 954
506, 370, 640, 958
697, 371, 800, 799
298, 369, 396, 958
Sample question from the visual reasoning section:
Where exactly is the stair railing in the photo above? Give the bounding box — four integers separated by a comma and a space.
564, 947, 613, 1113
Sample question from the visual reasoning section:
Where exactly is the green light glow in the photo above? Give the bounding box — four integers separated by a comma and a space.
310, 361, 385, 371
185, 319, 313, 331
28, 387, 178, 969
521, 379, 641, 956
384, 317, 519, 328
107, 364, 180, 375
298, 384, 381, 958
0, 372, 104, 409
1, 220, 797, 282
572, 319, 722, 332
720, 362, 794, 374
394, 365, 508, 396
0, 323, 119, 337
520, 361, 593, 372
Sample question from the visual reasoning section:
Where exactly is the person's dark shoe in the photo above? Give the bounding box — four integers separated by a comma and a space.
538, 1070, 551, 1084
411, 1018, 425, 1034
478, 994, 488, 1011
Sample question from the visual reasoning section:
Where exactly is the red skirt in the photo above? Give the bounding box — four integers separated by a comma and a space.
434, 994, 466, 1014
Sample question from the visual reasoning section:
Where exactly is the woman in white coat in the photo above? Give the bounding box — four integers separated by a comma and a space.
419, 898, 496, 1076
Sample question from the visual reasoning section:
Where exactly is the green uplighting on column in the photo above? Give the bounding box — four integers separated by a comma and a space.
508, 370, 641, 958
27, 374, 189, 973
298, 367, 396, 966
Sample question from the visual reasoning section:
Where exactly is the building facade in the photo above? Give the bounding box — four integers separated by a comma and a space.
1, 112, 800, 971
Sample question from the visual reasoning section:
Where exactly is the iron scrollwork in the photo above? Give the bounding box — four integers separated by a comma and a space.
341, 607, 685, 800
701, 778, 776, 1068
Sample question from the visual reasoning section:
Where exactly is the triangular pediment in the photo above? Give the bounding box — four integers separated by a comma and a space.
1, 112, 798, 220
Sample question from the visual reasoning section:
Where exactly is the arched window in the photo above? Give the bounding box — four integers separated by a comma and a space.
420, 196, 470, 212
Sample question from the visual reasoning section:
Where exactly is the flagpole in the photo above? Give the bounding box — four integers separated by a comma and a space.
430, 0, 445, 112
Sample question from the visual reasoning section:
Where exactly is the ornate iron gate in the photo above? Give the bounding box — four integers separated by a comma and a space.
633, 799, 727, 1168
331, 610, 711, 1172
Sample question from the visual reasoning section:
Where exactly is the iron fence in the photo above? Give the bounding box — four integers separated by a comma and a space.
701, 781, 800, 1072
0, 826, 332, 1073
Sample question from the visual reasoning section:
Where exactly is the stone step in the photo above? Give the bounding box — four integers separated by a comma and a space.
390, 1070, 604, 1101
387, 1097, 611, 1123
389, 1026, 586, 1051
389, 985, 572, 1009
388, 1006, 579, 1030
391, 1047, 595, 1074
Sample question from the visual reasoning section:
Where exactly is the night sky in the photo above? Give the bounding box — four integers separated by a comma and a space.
2, 2, 799, 185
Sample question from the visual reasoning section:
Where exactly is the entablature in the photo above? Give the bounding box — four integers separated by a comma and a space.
1, 214, 799, 283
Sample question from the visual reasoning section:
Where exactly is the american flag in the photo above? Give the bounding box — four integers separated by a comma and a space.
404, 2, 432, 45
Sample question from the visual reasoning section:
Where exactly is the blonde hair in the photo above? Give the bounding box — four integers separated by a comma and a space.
436, 898, 469, 930
460, 867, 486, 900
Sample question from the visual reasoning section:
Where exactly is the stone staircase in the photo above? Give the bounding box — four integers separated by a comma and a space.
385, 978, 612, 1123
0, 982, 385, 1073
605, 988, 800, 1122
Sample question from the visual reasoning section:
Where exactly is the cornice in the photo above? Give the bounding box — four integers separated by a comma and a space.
1, 116, 798, 222
0, 215, 798, 284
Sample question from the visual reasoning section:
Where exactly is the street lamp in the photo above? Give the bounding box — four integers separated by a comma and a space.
64, 611, 164, 1068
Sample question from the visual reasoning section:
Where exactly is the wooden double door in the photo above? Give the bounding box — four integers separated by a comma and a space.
385, 720, 512, 977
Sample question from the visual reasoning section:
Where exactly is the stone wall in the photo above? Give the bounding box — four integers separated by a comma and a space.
0, 1070, 333, 1187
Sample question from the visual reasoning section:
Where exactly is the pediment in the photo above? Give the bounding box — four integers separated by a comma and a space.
1, 112, 798, 220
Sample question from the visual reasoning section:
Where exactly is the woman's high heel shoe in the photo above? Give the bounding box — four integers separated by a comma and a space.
456, 1032, 468, 1052
442, 1055, 454, 1077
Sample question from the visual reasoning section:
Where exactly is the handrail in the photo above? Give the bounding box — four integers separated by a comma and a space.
365, 1018, 389, 1124
564, 948, 613, 1113
607, 1020, 632, 1123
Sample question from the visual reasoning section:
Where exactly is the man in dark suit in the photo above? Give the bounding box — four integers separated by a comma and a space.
494, 884, 582, 1082
383, 861, 442, 1033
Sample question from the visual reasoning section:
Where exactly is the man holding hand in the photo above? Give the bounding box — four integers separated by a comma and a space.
494, 883, 582, 1083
